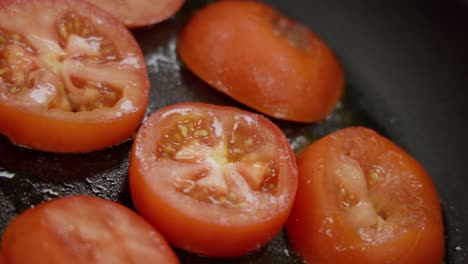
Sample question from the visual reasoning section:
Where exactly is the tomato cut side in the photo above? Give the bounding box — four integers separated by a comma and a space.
129, 103, 298, 257
0, 0, 149, 153
286, 127, 445, 264
1, 196, 179, 264
86, 0, 186, 28
178, 0, 344, 123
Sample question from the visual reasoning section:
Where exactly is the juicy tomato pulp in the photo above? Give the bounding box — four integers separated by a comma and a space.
129, 103, 298, 257
286, 127, 445, 264
0, 0, 149, 152
178, 0, 344, 123
1, 196, 179, 264
86, 0, 185, 28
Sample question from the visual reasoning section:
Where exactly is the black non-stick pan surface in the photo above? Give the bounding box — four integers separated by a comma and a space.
1, 0, 467, 263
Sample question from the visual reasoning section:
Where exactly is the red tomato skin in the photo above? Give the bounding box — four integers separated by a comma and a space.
86, 0, 186, 28
0, 0, 149, 153
286, 127, 444, 264
1, 196, 179, 264
178, 0, 344, 123
0, 252, 6, 264
0, 102, 147, 153
129, 102, 298, 257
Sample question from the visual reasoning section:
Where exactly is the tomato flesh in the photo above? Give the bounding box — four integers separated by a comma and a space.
130, 103, 297, 257
1, 196, 179, 264
0, 0, 149, 152
286, 127, 445, 264
178, 0, 344, 123
86, 0, 186, 28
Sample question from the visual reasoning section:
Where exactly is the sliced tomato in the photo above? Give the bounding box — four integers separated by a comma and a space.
1, 196, 179, 264
86, 0, 186, 28
286, 127, 445, 264
178, 0, 344, 123
0, 0, 149, 153
129, 102, 298, 257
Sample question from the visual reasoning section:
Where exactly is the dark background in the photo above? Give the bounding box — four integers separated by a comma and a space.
1, 0, 467, 263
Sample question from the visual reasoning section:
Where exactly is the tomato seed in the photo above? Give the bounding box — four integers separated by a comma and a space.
236, 202, 248, 208
219, 197, 229, 205
195, 129, 208, 137
10, 33, 20, 41
163, 145, 175, 153
228, 192, 237, 200
81, 28, 89, 37
9, 86, 19, 94
180, 125, 188, 137
173, 133, 183, 142
74, 20, 81, 32
58, 24, 68, 39
26, 74, 35, 88
0, 68, 8, 75
368, 172, 381, 185
102, 47, 112, 55
340, 188, 346, 196
340, 188, 358, 208
66, 21, 73, 32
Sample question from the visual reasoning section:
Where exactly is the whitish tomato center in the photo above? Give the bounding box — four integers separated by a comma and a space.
0, 12, 124, 112
331, 155, 390, 231
157, 113, 279, 208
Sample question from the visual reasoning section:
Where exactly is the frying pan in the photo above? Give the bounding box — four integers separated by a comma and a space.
0, 0, 467, 263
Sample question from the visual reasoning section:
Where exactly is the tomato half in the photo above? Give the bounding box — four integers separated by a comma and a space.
0, 0, 149, 153
286, 127, 445, 263
129, 102, 298, 257
86, 0, 186, 28
178, 0, 344, 123
2, 196, 179, 264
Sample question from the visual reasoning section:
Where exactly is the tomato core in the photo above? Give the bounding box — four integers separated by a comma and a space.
155, 112, 279, 208
0, 11, 125, 113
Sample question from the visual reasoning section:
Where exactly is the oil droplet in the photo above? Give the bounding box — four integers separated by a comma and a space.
42, 189, 59, 196
0, 170, 15, 179
91, 184, 107, 194
455, 245, 466, 252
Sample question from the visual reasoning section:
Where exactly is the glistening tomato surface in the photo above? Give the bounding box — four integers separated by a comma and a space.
0, 0, 149, 153
286, 127, 445, 264
1, 196, 179, 264
86, 0, 185, 28
129, 103, 298, 257
178, 0, 344, 123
